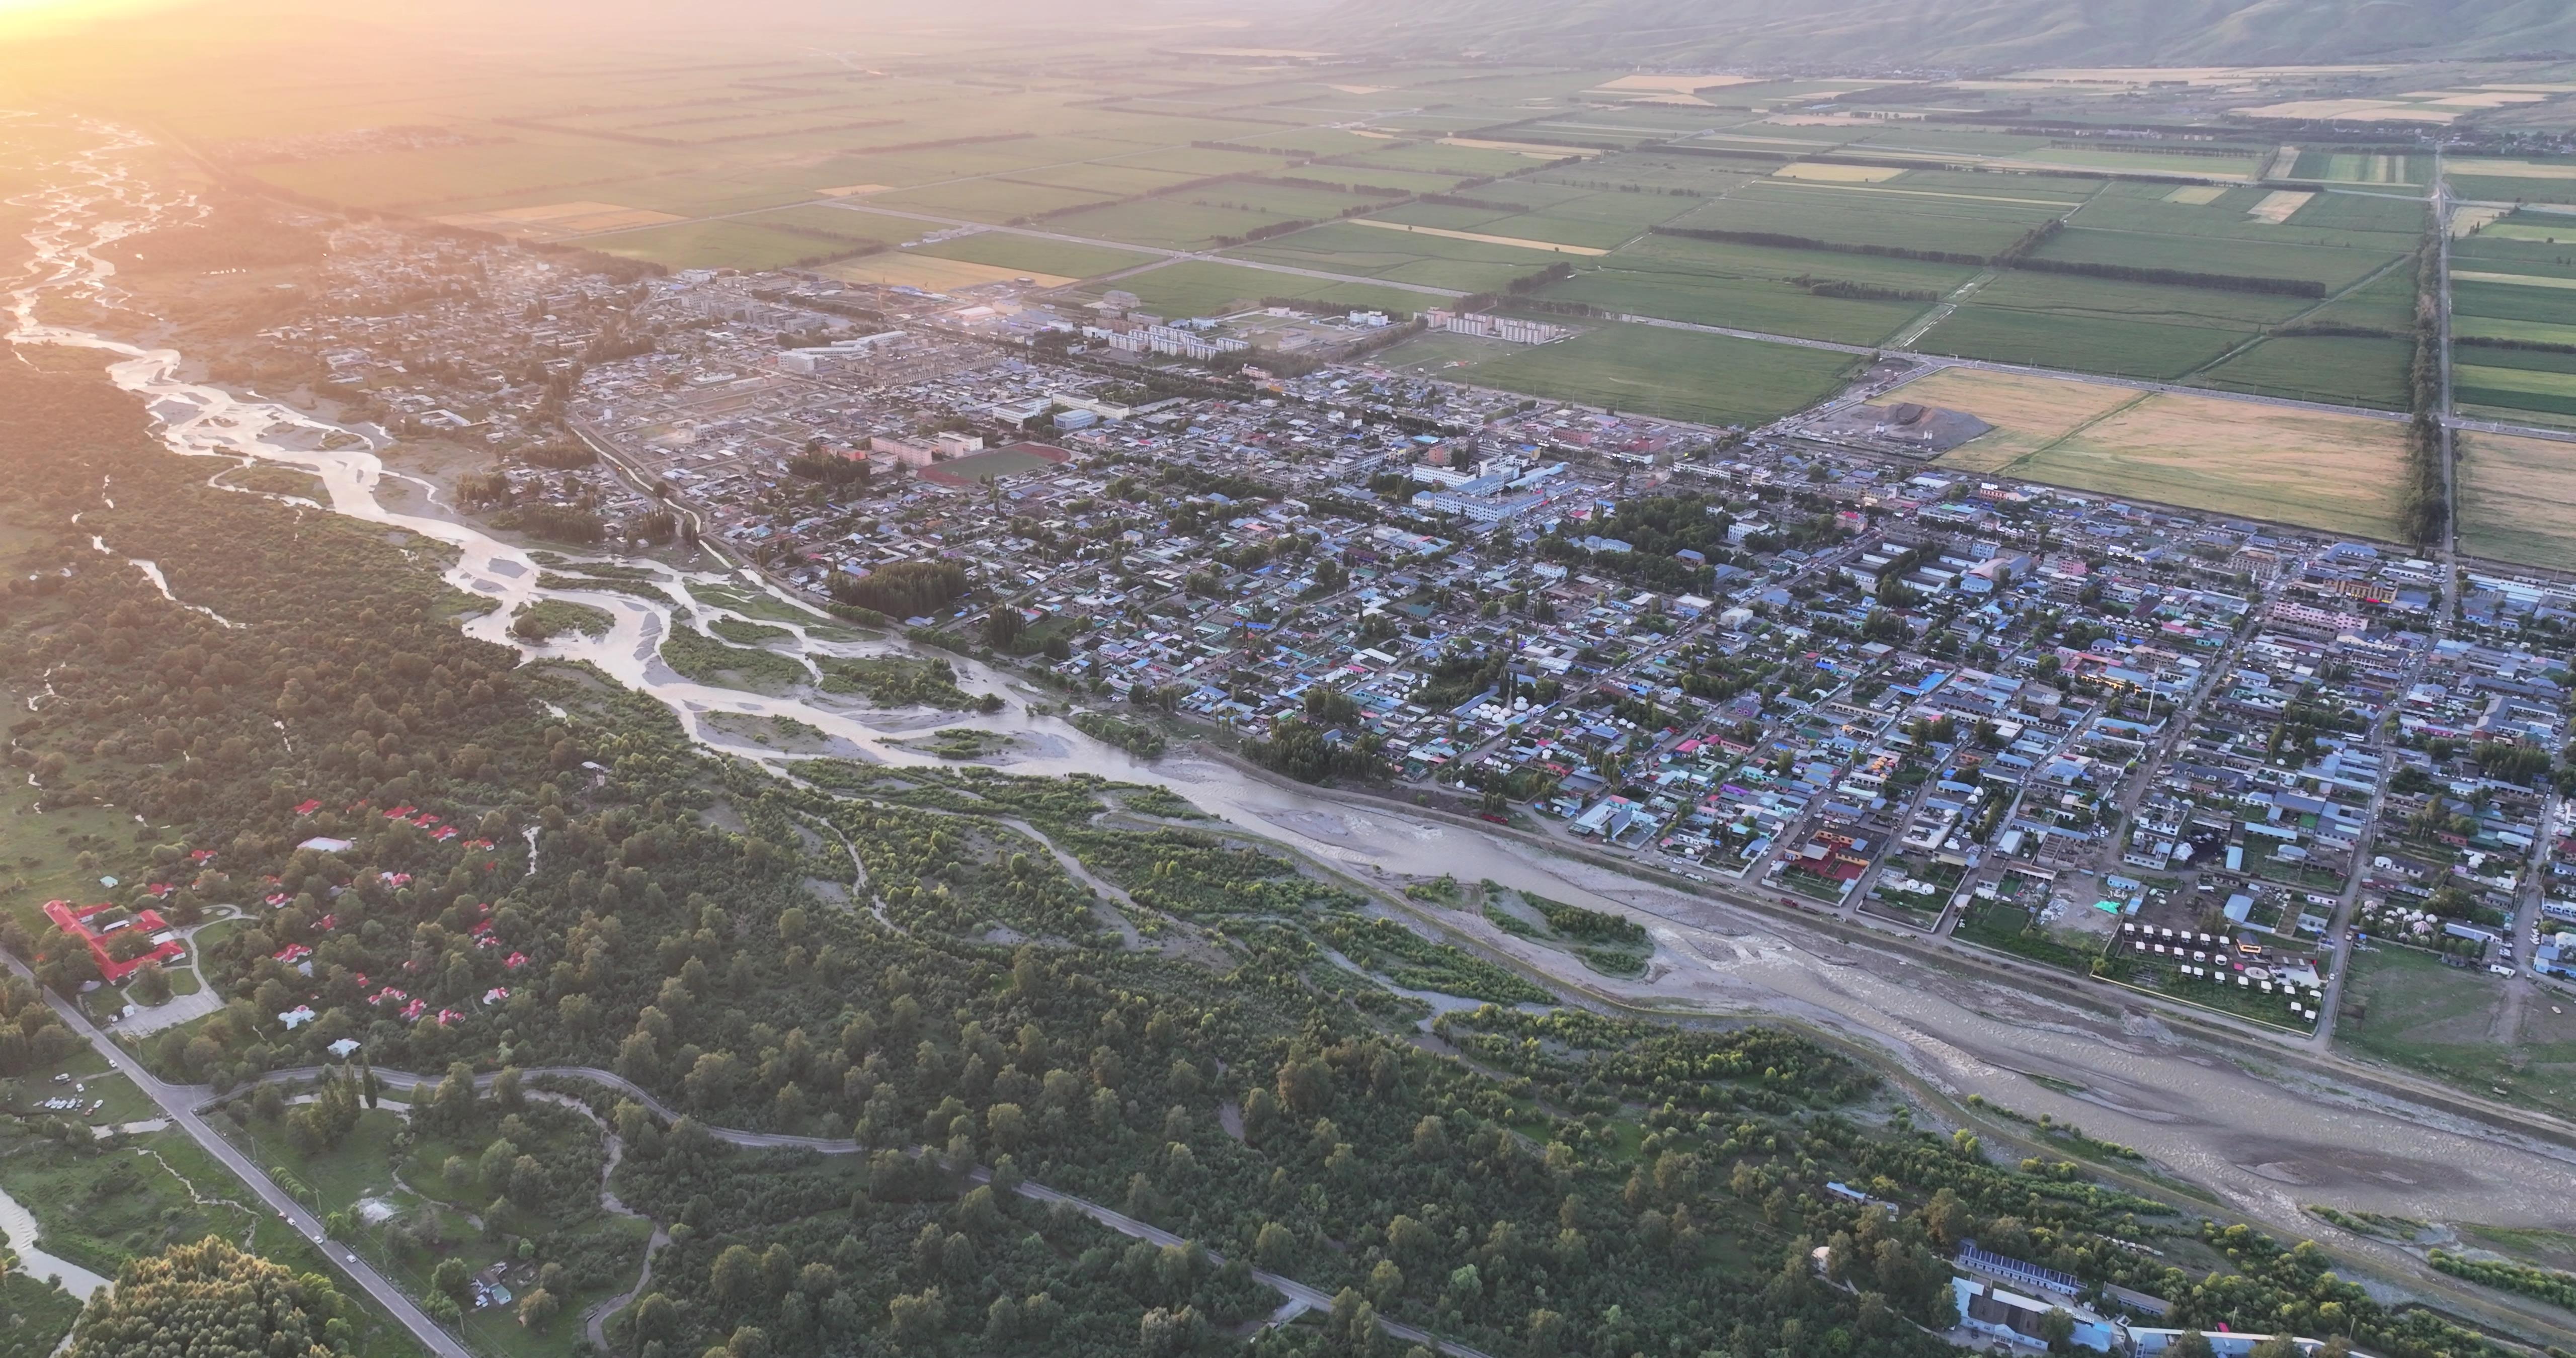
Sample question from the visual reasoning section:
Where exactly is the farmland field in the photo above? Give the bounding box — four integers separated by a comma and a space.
592, 217, 887, 271
1914, 306, 2244, 381
1888, 369, 2143, 473
2188, 334, 2413, 408
1082, 261, 1434, 319
1385, 321, 1862, 428
2457, 430, 2576, 566
1950, 388, 2411, 539
1539, 260, 1936, 345
908, 232, 1162, 280
1222, 220, 1577, 293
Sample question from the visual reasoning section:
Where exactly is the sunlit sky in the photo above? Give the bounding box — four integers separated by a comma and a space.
0, 0, 184, 36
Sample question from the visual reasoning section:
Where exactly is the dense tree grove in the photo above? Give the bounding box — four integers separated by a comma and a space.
828, 560, 968, 619
0, 359, 2518, 1358
64, 1237, 352, 1358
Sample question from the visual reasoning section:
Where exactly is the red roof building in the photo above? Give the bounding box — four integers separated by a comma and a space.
44, 899, 186, 984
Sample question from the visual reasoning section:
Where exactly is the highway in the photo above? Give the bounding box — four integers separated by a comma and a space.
0, 952, 474, 1358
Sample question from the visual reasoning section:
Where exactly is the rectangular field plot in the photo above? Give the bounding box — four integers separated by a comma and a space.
2287, 149, 2424, 185
1081, 261, 1433, 319
1398, 322, 1861, 428
1042, 200, 1314, 251
2024, 224, 2401, 289
2455, 349, 2576, 421
868, 178, 1123, 222
2455, 317, 2576, 346
591, 219, 887, 271
1540, 270, 1924, 345
253, 137, 678, 212
1668, 183, 2073, 258
1888, 368, 2143, 472
2458, 431, 2576, 566
1914, 307, 2244, 381
908, 233, 1161, 280
1933, 381, 2411, 540
1220, 221, 1577, 293
1966, 269, 2313, 328
2186, 335, 2413, 409
2292, 266, 2421, 333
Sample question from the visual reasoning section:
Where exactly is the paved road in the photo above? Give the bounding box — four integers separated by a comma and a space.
221, 1064, 1495, 1358
0, 954, 475, 1358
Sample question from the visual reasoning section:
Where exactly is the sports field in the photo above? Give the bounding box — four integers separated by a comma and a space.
1911, 368, 2411, 538
2457, 430, 2576, 566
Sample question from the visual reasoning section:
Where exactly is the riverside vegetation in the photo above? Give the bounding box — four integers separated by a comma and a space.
0, 356, 2520, 1358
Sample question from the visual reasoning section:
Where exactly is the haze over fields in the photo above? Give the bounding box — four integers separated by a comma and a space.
6, 7, 2576, 1358
1313, 0, 2576, 67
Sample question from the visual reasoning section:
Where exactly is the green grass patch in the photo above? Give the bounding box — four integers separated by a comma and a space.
819, 654, 974, 709
658, 624, 809, 692
909, 231, 1160, 279
1954, 902, 2097, 973
509, 600, 614, 642
1917, 307, 2243, 381
2190, 335, 2413, 408
1405, 320, 1860, 428
1318, 912, 1554, 1004
2337, 945, 2576, 1122
706, 616, 789, 644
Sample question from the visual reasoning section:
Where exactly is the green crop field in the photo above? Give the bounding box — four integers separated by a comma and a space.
911, 232, 1161, 279
1342, 141, 1556, 178
1222, 220, 1574, 293
2449, 174, 2576, 206
1966, 269, 2313, 328
2452, 343, 2576, 422
1667, 182, 2072, 258
735, 204, 917, 244
2026, 225, 2400, 289
871, 177, 1121, 222
591, 218, 881, 270
1086, 261, 1433, 319
1540, 264, 1930, 345
2288, 149, 2424, 185
2189, 335, 2413, 408
1917, 307, 2243, 380
1392, 321, 1860, 428
1044, 199, 1309, 250
2292, 265, 2420, 332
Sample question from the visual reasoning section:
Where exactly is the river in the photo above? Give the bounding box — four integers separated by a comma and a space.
0, 1176, 111, 1300
9, 119, 2576, 1263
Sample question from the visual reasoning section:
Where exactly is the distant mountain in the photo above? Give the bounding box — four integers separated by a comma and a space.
1306, 0, 2576, 70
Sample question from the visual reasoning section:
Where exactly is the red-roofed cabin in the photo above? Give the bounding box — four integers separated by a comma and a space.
44, 899, 187, 984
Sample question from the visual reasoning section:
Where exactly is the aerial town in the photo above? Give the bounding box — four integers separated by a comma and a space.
231, 217, 2576, 1045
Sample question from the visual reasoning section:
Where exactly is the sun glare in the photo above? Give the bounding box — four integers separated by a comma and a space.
0, 0, 176, 38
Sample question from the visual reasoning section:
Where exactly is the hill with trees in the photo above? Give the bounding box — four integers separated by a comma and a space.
64, 1237, 351, 1358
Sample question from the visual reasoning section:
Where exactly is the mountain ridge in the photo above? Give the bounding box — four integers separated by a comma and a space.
1304, 0, 2576, 71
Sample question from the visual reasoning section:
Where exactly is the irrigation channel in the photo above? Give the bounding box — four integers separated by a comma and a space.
11, 119, 2576, 1290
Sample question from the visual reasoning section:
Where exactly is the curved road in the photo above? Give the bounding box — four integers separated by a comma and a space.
20, 1011, 1490, 1358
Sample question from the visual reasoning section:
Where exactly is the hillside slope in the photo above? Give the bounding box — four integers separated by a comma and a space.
1308, 0, 2576, 69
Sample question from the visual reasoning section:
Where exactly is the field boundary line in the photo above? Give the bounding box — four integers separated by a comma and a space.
1995, 387, 2153, 476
